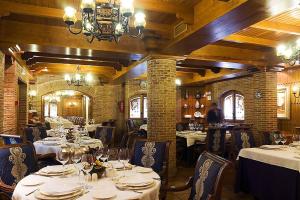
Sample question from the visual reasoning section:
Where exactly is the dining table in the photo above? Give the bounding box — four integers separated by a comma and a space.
176, 130, 232, 147
236, 145, 300, 200
12, 164, 161, 200
34, 137, 103, 155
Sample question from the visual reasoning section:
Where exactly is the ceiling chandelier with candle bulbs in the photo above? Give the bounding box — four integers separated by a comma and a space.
276, 38, 300, 66
64, 65, 93, 87
63, 0, 146, 43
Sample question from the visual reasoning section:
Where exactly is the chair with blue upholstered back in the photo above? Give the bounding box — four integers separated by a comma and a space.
167, 151, 231, 200
24, 127, 47, 143
231, 127, 255, 158
207, 127, 226, 156
0, 142, 38, 196
95, 126, 115, 147
0, 134, 23, 145
131, 139, 170, 200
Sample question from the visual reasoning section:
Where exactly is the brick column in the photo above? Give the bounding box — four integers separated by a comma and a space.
147, 58, 177, 174
253, 71, 277, 132
0, 52, 4, 133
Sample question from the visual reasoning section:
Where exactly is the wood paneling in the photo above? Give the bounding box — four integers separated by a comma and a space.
277, 69, 300, 133
62, 96, 83, 117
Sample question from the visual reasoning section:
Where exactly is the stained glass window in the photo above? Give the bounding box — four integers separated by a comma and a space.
224, 94, 234, 120
129, 97, 141, 118
222, 91, 245, 121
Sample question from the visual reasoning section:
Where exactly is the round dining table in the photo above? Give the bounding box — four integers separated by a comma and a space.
33, 138, 103, 155
12, 165, 161, 200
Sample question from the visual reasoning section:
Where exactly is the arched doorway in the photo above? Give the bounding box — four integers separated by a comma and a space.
41, 90, 92, 124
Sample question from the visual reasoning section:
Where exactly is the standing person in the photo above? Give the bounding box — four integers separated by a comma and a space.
207, 103, 224, 124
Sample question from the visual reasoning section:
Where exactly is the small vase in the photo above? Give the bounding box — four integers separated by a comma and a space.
195, 100, 200, 109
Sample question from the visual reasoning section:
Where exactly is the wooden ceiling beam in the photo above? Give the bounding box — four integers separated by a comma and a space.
177, 59, 252, 70
252, 20, 300, 35
0, 1, 173, 35
0, 20, 145, 55
26, 56, 122, 71
223, 34, 278, 47
163, 0, 299, 55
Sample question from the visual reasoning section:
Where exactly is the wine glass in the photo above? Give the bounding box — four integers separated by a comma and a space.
118, 148, 130, 173
95, 147, 103, 161
81, 154, 94, 190
280, 134, 287, 145
71, 147, 82, 174
273, 134, 281, 145
100, 147, 109, 164
56, 147, 70, 177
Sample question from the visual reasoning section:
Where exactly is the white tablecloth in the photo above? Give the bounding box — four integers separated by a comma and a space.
176, 131, 231, 147
85, 124, 102, 132
238, 147, 300, 172
12, 167, 160, 200
34, 139, 103, 155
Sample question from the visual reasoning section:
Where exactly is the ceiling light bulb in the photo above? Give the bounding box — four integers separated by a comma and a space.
284, 48, 293, 59
175, 79, 182, 86
81, 0, 95, 12
75, 73, 81, 81
134, 12, 146, 28
85, 73, 93, 82
120, 0, 134, 17
276, 44, 286, 56
63, 7, 77, 25
64, 74, 71, 81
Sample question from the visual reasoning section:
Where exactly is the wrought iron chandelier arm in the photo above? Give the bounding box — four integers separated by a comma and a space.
68, 25, 83, 35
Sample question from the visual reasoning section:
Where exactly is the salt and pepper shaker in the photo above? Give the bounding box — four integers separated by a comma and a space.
92, 173, 98, 182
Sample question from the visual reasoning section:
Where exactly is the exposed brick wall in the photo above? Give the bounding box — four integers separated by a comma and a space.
147, 58, 177, 174
0, 52, 4, 133
210, 72, 277, 136
4, 63, 17, 133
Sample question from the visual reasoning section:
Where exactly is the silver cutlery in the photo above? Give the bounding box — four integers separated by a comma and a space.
25, 188, 38, 196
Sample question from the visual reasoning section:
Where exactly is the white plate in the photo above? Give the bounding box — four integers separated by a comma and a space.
118, 176, 153, 186
44, 137, 60, 141
39, 181, 82, 196
134, 167, 153, 173
92, 190, 117, 199
21, 178, 44, 186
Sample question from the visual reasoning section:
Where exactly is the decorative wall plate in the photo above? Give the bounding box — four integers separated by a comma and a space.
194, 111, 202, 118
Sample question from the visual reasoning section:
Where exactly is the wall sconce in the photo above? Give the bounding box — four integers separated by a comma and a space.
175, 78, 182, 86
292, 85, 300, 104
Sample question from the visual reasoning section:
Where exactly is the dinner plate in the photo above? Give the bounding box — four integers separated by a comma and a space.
134, 166, 153, 173
118, 176, 153, 187
92, 190, 117, 199
21, 178, 44, 186
39, 182, 83, 196
43, 137, 60, 141
35, 189, 83, 200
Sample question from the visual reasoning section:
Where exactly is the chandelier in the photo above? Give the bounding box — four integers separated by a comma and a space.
276, 39, 300, 66
64, 65, 93, 86
63, 0, 146, 43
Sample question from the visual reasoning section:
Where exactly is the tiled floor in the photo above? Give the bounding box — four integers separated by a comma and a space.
166, 166, 254, 200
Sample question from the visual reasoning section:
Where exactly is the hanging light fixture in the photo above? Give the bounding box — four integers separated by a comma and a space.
64, 65, 93, 86
276, 38, 300, 66
63, 0, 146, 43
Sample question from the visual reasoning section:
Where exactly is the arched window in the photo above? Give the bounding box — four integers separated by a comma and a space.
221, 91, 245, 122
129, 94, 147, 119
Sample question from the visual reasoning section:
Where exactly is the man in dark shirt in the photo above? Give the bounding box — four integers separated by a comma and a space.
207, 103, 224, 124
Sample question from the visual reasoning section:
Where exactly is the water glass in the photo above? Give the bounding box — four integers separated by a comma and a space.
81, 154, 94, 190
56, 148, 70, 177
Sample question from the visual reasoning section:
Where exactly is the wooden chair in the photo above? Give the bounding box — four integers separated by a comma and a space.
24, 127, 47, 143
0, 192, 11, 200
130, 139, 170, 199
166, 151, 231, 200
230, 127, 255, 159
0, 134, 23, 145
95, 126, 116, 147
206, 127, 227, 157
0, 142, 38, 197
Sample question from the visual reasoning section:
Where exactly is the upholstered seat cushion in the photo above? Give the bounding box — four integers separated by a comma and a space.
1, 135, 23, 145
131, 141, 167, 173
207, 128, 226, 155
0, 144, 37, 187
24, 127, 47, 143
189, 154, 223, 200
95, 126, 114, 145
233, 129, 255, 151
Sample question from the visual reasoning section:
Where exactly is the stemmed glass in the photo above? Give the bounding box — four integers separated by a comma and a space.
100, 147, 109, 165
56, 147, 70, 177
95, 147, 103, 161
280, 134, 287, 145
273, 134, 281, 145
81, 154, 94, 190
71, 147, 82, 175
118, 148, 130, 173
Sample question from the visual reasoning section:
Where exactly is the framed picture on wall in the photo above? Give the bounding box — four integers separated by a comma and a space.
277, 85, 290, 119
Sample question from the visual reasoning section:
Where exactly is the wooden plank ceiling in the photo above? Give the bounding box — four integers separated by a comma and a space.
0, 0, 299, 85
